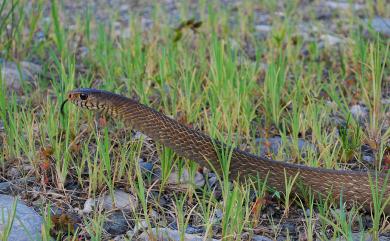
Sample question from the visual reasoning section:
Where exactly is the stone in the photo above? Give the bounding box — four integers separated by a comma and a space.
255, 25, 272, 33
82, 198, 95, 214
103, 211, 131, 235
0, 182, 12, 192
82, 190, 138, 213
0, 195, 43, 241
185, 225, 204, 234
139, 161, 154, 173
350, 104, 368, 122
252, 235, 273, 241
366, 17, 390, 37
210, 208, 223, 224
321, 34, 343, 46
336, 232, 373, 241
0, 60, 41, 90
168, 222, 204, 234
324, 1, 364, 10
167, 168, 205, 189
6, 167, 21, 179
138, 228, 219, 241
101, 190, 138, 211
256, 137, 316, 157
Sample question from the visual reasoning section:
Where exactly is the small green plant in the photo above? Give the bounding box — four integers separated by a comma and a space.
338, 115, 362, 162
368, 172, 390, 239
299, 192, 316, 241
262, 57, 288, 128
283, 170, 300, 217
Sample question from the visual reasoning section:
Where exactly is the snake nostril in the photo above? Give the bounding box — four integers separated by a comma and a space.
68, 93, 72, 99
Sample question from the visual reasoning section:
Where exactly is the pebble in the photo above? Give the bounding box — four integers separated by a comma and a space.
281, 222, 296, 235
6, 167, 21, 179
185, 225, 204, 234
0, 181, 12, 192
324, 1, 364, 10
0, 177, 36, 193
103, 211, 131, 235
138, 228, 219, 241
361, 145, 375, 164
256, 137, 316, 157
210, 208, 223, 224
168, 222, 204, 234
366, 17, 390, 37
255, 25, 272, 33
127, 219, 149, 239
101, 190, 138, 211
0, 195, 43, 241
252, 235, 273, 241
82, 190, 138, 213
362, 155, 374, 164
350, 104, 368, 122
336, 232, 373, 241
139, 161, 154, 173
167, 168, 205, 189
0, 59, 41, 90
320, 34, 343, 46
208, 174, 218, 187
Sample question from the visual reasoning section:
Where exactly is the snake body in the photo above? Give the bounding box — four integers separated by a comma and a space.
66, 88, 390, 212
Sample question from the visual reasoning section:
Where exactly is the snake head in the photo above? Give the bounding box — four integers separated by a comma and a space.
62, 88, 124, 116
66, 88, 102, 110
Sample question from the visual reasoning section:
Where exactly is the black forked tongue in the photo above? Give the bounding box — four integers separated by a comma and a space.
60, 99, 69, 116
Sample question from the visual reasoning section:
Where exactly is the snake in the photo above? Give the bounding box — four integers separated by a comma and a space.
63, 88, 390, 213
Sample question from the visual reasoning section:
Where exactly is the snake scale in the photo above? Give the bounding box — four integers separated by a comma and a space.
64, 88, 390, 213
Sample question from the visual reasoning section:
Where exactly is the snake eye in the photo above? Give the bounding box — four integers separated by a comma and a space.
79, 93, 88, 100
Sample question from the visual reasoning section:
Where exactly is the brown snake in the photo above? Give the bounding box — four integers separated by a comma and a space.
64, 88, 390, 213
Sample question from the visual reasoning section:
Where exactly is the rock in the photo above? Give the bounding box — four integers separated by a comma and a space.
103, 211, 131, 235
133, 220, 149, 234
336, 232, 373, 241
361, 145, 375, 165
168, 222, 204, 234
127, 219, 149, 240
382, 98, 390, 105
252, 235, 273, 241
82, 198, 95, 214
324, 1, 364, 10
281, 222, 296, 235
0, 195, 43, 241
6, 167, 21, 179
82, 190, 138, 213
208, 174, 218, 187
320, 34, 343, 46
138, 228, 219, 241
167, 168, 205, 189
185, 225, 204, 234
362, 155, 374, 164
255, 25, 272, 33
366, 17, 390, 37
0, 177, 35, 193
210, 208, 223, 224
350, 104, 368, 122
256, 137, 315, 157
0, 60, 41, 90
0, 182, 12, 192
139, 161, 154, 174
102, 190, 138, 211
